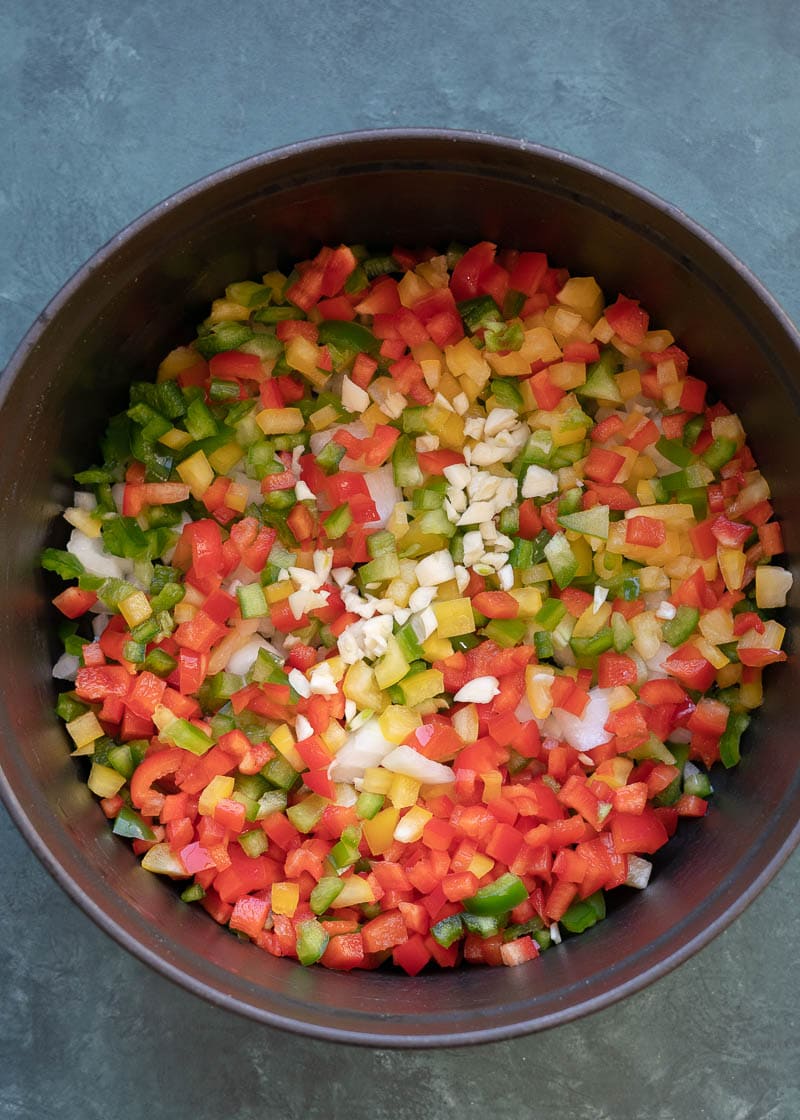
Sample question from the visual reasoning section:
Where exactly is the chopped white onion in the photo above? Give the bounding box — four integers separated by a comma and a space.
625, 855, 653, 889
226, 638, 272, 677
453, 676, 500, 704
544, 688, 614, 752
364, 464, 402, 528
381, 746, 454, 785
52, 652, 80, 681
67, 529, 131, 580
327, 717, 395, 784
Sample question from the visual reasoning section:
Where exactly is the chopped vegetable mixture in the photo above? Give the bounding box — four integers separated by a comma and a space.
44, 241, 793, 973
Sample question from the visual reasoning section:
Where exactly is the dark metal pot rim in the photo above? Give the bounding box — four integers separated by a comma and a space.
2, 128, 800, 1047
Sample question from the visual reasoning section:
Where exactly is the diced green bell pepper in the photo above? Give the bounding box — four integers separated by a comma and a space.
113, 806, 155, 842
463, 872, 528, 916
317, 319, 380, 356
557, 504, 610, 540
719, 710, 750, 769
662, 605, 699, 647
578, 350, 623, 404
310, 875, 345, 915
560, 890, 606, 934
544, 533, 578, 589
431, 913, 465, 947
295, 919, 330, 966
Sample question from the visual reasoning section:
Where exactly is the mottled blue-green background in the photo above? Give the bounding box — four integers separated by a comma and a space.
1, 2, 798, 1117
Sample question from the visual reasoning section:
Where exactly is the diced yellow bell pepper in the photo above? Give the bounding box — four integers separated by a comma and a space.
616, 368, 642, 400
718, 547, 746, 592
157, 345, 202, 383
467, 852, 495, 879
271, 881, 300, 917
387, 773, 421, 810
630, 612, 662, 660
343, 661, 385, 711
715, 663, 742, 689
261, 270, 287, 298
481, 771, 503, 802
694, 637, 729, 670
177, 449, 214, 499
374, 636, 411, 690
255, 407, 304, 435
359, 402, 390, 433
608, 685, 637, 711
398, 270, 432, 307
159, 427, 194, 450
556, 276, 604, 323
66, 711, 104, 750
209, 298, 250, 323
400, 669, 444, 707
572, 601, 612, 639
510, 587, 543, 617
378, 705, 422, 745
363, 806, 401, 855
330, 876, 375, 908
591, 316, 615, 344
699, 607, 735, 646
362, 767, 394, 795
264, 580, 294, 604
119, 590, 152, 629
547, 361, 586, 390
321, 720, 347, 753
755, 565, 793, 609
444, 337, 492, 384
309, 404, 341, 432
208, 441, 244, 474
587, 757, 633, 789
385, 501, 410, 540
198, 775, 235, 816
393, 805, 432, 843
269, 724, 306, 772
225, 481, 249, 513
87, 763, 126, 799
740, 673, 763, 709
433, 597, 475, 639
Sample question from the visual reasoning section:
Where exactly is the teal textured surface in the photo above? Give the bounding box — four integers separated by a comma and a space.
1, 2, 798, 1116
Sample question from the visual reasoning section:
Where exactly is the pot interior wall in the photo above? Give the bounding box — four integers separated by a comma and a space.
1, 135, 797, 1043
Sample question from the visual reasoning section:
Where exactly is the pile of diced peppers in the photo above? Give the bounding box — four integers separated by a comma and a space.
44, 240, 792, 974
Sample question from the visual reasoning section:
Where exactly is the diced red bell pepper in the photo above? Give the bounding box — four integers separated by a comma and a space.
663, 643, 717, 692
321, 931, 366, 971
186, 520, 223, 580
472, 590, 519, 619
591, 414, 625, 443
75, 664, 132, 702
625, 418, 660, 451
585, 447, 625, 484
209, 350, 264, 381
711, 515, 751, 549
679, 376, 707, 413
450, 241, 496, 301
528, 369, 564, 411
626, 516, 666, 548
605, 295, 649, 345
52, 586, 97, 619
174, 611, 227, 654
611, 809, 669, 855
130, 748, 187, 809
597, 652, 638, 688
361, 910, 409, 954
